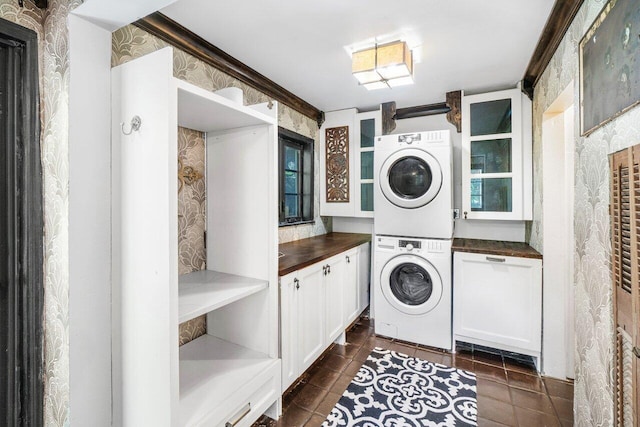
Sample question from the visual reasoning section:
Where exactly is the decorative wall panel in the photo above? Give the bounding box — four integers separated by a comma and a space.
530, 0, 640, 424
325, 126, 350, 203
112, 24, 330, 246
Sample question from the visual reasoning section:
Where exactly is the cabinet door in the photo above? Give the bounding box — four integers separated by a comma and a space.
354, 110, 381, 218
461, 88, 532, 221
453, 251, 542, 353
280, 272, 298, 392
343, 248, 359, 325
320, 109, 357, 217
357, 243, 371, 313
324, 255, 345, 345
297, 263, 326, 373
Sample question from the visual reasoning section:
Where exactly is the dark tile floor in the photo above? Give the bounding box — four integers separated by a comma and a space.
254, 315, 574, 426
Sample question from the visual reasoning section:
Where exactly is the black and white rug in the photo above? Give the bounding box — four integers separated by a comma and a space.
323, 347, 477, 426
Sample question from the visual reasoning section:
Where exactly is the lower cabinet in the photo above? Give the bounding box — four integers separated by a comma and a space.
280, 243, 370, 393
453, 251, 542, 361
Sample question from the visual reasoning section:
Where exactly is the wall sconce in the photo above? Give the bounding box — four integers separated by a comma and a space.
352, 40, 414, 90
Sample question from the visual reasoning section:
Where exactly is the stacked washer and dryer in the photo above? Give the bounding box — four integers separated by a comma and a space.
373, 130, 454, 350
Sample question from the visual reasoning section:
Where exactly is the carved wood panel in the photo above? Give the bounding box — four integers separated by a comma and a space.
325, 126, 350, 203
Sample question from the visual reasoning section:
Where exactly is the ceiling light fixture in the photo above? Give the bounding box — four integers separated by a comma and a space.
352, 40, 414, 90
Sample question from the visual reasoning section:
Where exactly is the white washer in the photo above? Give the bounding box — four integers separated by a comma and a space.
374, 130, 453, 239
374, 235, 452, 350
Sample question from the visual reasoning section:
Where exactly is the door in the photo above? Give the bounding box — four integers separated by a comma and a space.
379, 254, 443, 315
378, 147, 443, 209
325, 255, 345, 345
280, 272, 298, 392
343, 249, 359, 325
297, 263, 325, 373
611, 146, 640, 426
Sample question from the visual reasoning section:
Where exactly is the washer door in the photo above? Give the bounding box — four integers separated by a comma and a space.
379, 148, 443, 209
380, 254, 443, 315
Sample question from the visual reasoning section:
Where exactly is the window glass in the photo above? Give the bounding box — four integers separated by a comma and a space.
470, 178, 512, 212
470, 139, 512, 173
361, 183, 373, 212
470, 98, 512, 136
279, 128, 314, 225
360, 118, 375, 148
361, 151, 374, 179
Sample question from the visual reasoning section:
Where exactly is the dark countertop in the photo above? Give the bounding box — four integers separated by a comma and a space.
452, 238, 542, 260
279, 232, 372, 276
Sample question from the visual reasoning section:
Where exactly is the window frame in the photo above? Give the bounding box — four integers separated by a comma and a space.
278, 127, 314, 226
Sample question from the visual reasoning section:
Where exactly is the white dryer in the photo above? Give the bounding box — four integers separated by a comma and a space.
374, 130, 453, 239
373, 235, 452, 350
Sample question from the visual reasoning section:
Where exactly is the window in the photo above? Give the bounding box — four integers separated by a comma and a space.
279, 127, 314, 225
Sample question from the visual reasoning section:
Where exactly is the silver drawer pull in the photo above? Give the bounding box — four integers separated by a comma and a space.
225, 403, 251, 427
486, 256, 506, 263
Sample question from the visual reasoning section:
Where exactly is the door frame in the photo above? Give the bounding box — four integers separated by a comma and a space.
0, 17, 44, 427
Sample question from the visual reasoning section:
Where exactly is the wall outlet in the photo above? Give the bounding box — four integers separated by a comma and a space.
453, 209, 460, 219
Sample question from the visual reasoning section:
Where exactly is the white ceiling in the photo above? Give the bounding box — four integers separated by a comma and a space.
161, 0, 555, 112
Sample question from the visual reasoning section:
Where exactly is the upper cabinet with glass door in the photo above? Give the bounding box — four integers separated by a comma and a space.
320, 108, 381, 218
461, 88, 532, 220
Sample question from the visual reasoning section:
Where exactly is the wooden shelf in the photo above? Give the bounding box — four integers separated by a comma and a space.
175, 78, 276, 133
178, 270, 268, 324
179, 334, 278, 426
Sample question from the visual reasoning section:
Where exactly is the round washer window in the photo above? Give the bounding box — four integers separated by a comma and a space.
388, 156, 433, 200
389, 262, 433, 306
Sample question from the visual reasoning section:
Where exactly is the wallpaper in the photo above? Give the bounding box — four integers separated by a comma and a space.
177, 127, 207, 344
0, 1, 79, 426
112, 24, 331, 245
530, 0, 640, 424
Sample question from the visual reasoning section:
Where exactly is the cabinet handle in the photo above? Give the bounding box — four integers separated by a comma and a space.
327, 265, 331, 274
486, 256, 506, 263
294, 278, 299, 290
225, 403, 251, 427
323, 265, 327, 276
346, 255, 350, 263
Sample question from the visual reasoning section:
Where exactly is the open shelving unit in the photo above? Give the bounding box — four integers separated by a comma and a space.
112, 47, 280, 427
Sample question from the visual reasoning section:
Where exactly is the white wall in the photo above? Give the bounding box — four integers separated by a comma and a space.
68, 14, 113, 427
334, 113, 526, 242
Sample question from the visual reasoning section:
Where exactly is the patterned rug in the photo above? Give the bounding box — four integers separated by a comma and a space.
323, 347, 477, 426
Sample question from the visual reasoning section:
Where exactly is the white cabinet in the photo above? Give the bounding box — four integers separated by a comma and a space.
461, 87, 532, 220
111, 47, 281, 426
320, 109, 381, 217
280, 242, 370, 392
453, 251, 542, 362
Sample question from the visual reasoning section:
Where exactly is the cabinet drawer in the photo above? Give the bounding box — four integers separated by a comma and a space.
197, 360, 281, 427
453, 252, 541, 353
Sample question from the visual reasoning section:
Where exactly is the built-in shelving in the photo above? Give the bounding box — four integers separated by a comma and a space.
175, 79, 276, 132
180, 335, 279, 426
112, 46, 280, 426
178, 270, 268, 324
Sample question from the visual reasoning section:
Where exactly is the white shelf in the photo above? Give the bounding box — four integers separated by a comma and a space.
175, 78, 277, 133
178, 270, 268, 324
179, 334, 278, 426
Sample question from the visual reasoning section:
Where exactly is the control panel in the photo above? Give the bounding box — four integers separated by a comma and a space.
376, 236, 444, 253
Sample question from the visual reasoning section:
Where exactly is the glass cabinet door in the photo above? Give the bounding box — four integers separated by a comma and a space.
462, 88, 531, 220
356, 111, 381, 217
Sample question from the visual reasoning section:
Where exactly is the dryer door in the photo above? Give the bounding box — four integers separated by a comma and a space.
380, 254, 443, 315
379, 148, 443, 209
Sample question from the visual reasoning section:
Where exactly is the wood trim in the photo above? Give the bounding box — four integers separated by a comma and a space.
0, 18, 43, 427
395, 102, 451, 120
523, 0, 585, 97
134, 12, 324, 126
381, 101, 396, 135
446, 90, 462, 132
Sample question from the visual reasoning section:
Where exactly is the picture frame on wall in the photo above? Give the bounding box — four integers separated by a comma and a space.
579, 0, 640, 136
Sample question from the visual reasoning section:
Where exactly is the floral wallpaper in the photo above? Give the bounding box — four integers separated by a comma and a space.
1, 0, 81, 426
112, 24, 331, 246
529, 0, 640, 424
177, 127, 207, 344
